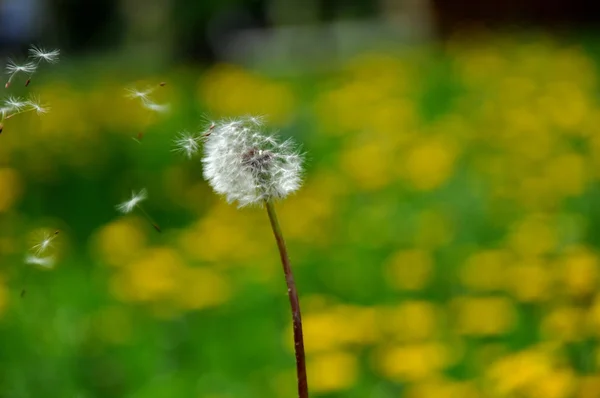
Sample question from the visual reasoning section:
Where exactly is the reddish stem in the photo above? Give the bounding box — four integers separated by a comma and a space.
265, 200, 308, 398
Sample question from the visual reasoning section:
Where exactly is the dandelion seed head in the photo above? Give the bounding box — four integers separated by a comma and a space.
173, 131, 201, 159
30, 230, 59, 255
116, 188, 148, 214
4, 96, 26, 111
28, 46, 60, 64
202, 116, 303, 207
26, 97, 49, 114
5, 59, 37, 75
125, 86, 154, 102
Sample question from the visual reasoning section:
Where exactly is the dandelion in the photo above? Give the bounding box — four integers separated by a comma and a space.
116, 188, 161, 232
202, 117, 303, 208
4, 59, 36, 88
201, 116, 308, 397
172, 131, 201, 159
28, 46, 60, 64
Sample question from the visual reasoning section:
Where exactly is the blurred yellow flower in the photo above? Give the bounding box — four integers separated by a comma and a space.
545, 152, 587, 198
0, 168, 22, 212
487, 349, 552, 395
179, 203, 268, 264
376, 342, 449, 382
507, 214, 557, 256
113, 247, 184, 303
578, 375, 600, 398
403, 138, 457, 191
339, 140, 396, 190
453, 296, 516, 336
308, 351, 358, 393
379, 301, 439, 342
94, 217, 148, 267
301, 312, 348, 354
405, 378, 480, 398
385, 249, 433, 291
559, 247, 598, 298
200, 64, 295, 124
541, 306, 585, 342
460, 249, 510, 292
506, 258, 552, 302
174, 266, 231, 311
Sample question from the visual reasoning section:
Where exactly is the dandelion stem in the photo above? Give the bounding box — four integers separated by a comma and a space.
265, 200, 308, 398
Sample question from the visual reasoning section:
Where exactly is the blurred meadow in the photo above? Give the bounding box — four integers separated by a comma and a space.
3, 3, 600, 397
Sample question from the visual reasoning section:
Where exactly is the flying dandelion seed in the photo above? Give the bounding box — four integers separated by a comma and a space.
4, 96, 27, 111
115, 188, 161, 232
125, 85, 170, 114
172, 131, 201, 159
23, 46, 60, 86
25, 96, 49, 114
28, 46, 60, 64
30, 229, 60, 255
116, 188, 148, 214
125, 87, 155, 102
4, 59, 36, 88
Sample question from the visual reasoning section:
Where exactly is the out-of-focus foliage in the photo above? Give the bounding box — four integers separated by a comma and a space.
2, 32, 600, 397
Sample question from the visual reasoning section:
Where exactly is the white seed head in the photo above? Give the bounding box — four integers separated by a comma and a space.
25, 254, 56, 269
116, 188, 148, 214
202, 116, 303, 207
5, 59, 37, 75
3, 96, 26, 111
30, 230, 59, 255
125, 86, 154, 102
173, 131, 201, 159
26, 96, 49, 114
125, 86, 169, 113
28, 46, 60, 64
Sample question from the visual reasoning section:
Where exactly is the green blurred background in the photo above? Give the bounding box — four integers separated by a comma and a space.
2, 1, 600, 397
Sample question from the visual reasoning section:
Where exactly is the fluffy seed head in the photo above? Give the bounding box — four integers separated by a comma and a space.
202, 116, 303, 207
26, 96, 49, 114
30, 230, 59, 255
28, 46, 60, 64
125, 86, 154, 102
5, 59, 37, 75
173, 131, 201, 159
116, 188, 148, 214
4, 96, 27, 111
